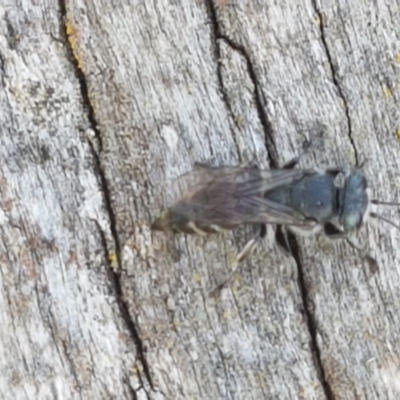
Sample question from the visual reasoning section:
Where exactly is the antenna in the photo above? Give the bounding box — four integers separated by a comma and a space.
370, 212, 400, 231
371, 200, 400, 206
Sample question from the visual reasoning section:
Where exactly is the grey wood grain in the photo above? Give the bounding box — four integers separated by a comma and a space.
1, 0, 399, 398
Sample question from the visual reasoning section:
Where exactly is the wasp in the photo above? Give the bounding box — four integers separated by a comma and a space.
151, 158, 400, 289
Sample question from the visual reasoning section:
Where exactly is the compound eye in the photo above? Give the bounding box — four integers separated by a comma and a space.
342, 212, 362, 232
341, 171, 369, 232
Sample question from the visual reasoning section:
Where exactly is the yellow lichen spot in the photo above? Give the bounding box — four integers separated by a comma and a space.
65, 20, 75, 37
395, 128, 400, 141
87, 90, 97, 113
314, 14, 322, 25
256, 372, 266, 389
131, 365, 141, 376
383, 84, 393, 98
234, 271, 243, 283
108, 252, 118, 269
223, 311, 232, 320
312, 380, 320, 389
234, 115, 245, 126
394, 53, 400, 63
65, 20, 84, 70
193, 272, 202, 283
18, 247, 27, 258
172, 319, 180, 328
226, 251, 238, 266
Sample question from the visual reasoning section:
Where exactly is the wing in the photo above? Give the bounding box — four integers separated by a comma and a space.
168, 164, 316, 228
172, 163, 311, 198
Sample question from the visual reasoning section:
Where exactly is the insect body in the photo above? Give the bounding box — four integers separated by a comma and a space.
152, 163, 370, 240
151, 161, 398, 281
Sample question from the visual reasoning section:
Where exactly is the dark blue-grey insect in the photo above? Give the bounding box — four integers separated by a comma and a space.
151, 159, 399, 287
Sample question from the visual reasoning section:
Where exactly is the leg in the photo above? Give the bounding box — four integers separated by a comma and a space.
323, 222, 366, 251
276, 220, 323, 255
282, 132, 325, 170
323, 223, 378, 274
343, 238, 378, 274
282, 148, 314, 170
323, 222, 346, 239
275, 225, 292, 256
209, 230, 264, 297
325, 167, 346, 178
282, 157, 301, 170
239, 161, 259, 170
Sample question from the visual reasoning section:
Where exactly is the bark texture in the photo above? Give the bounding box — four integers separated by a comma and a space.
1, 0, 400, 399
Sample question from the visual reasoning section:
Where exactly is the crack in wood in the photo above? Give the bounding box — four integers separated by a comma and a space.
218, 34, 278, 169
206, 2, 335, 398
57, 0, 103, 152
205, 0, 242, 161
124, 375, 139, 400
92, 219, 154, 395
311, 0, 358, 166
206, 0, 279, 168
0, 52, 6, 82
57, 0, 154, 392
286, 231, 335, 400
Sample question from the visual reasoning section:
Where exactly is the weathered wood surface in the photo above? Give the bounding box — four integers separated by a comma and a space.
1, 0, 400, 398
